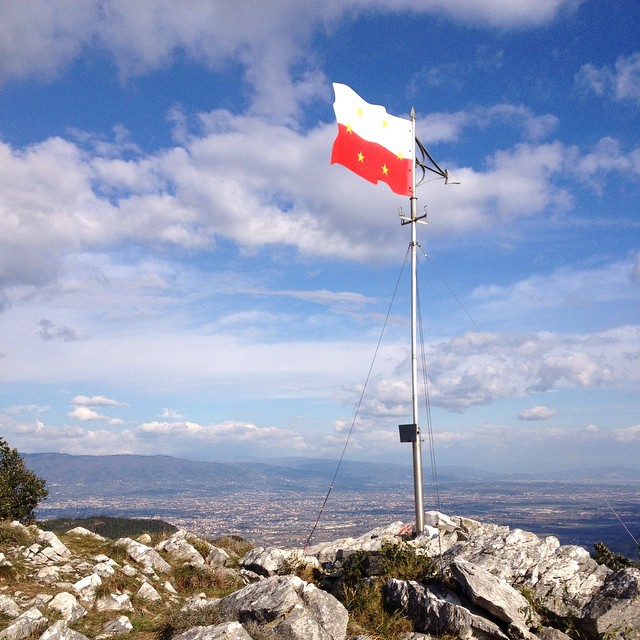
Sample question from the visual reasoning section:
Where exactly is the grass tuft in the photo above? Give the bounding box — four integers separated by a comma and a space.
155, 603, 222, 640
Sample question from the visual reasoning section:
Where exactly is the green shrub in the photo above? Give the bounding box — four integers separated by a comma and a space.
343, 541, 436, 584
0, 438, 48, 524
335, 542, 436, 640
592, 541, 639, 570
0, 521, 34, 546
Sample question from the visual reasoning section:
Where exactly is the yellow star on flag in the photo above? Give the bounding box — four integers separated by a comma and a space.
357, 151, 365, 163
382, 164, 389, 175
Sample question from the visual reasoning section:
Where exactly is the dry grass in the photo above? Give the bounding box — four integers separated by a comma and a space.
211, 535, 253, 563
341, 579, 413, 640
172, 563, 243, 597
60, 533, 129, 564
243, 620, 281, 639
154, 602, 223, 640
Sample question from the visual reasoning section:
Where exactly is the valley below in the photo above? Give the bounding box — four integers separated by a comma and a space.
26, 453, 640, 558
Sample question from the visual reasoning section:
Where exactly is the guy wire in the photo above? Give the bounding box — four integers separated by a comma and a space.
304, 245, 411, 548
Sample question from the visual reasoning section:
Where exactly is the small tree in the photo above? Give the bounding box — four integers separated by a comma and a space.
0, 437, 48, 523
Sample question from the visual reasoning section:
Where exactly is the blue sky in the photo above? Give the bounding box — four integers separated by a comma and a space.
0, 0, 639, 474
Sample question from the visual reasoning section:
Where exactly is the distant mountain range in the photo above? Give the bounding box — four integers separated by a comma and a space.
23, 452, 640, 499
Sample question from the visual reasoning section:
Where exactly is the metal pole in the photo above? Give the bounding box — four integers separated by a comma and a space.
410, 108, 424, 535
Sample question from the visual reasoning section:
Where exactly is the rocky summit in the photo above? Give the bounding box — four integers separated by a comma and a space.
0, 511, 638, 640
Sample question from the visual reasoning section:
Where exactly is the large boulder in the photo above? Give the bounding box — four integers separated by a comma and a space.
580, 567, 640, 639
450, 557, 539, 634
441, 523, 610, 619
240, 546, 320, 577
39, 620, 89, 640
306, 522, 412, 566
47, 592, 87, 624
218, 574, 348, 640
156, 530, 205, 566
0, 607, 48, 640
115, 537, 171, 573
385, 578, 509, 639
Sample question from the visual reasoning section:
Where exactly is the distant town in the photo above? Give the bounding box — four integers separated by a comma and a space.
29, 453, 640, 559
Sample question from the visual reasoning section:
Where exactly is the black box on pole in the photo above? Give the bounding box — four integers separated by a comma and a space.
398, 423, 417, 443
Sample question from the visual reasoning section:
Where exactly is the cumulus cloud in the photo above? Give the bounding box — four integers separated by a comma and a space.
68, 407, 107, 421
0, 1, 581, 92
347, 324, 640, 419
160, 408, 183, 419
613, 424, 640, 442
0, 113, 585, 305
517, 405, 558, 421
577, 52, 640, 104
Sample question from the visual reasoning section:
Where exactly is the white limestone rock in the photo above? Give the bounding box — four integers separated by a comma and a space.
35, 565, 61, 583
580, 567, 640, 639
386, 578, 509, 640
66, 527, 106, 541
218, 574, 348, 639
137, 581, 162, 602
39, 620, 90, 640
37, 530, 71, 558
156, 529, 205, 565
72, 573, 102, 603
48, 592, 87, 623
115, 537, 171, 573
164, 580, 178, 595
0, 594, 20, 618
0, 606, 48, 640
240, 546, 319, 577
173, 621, 253, 640
450, 557, 539, 634
93, 561, 116, 577
205, 546, 231, 567
95, 593, 134, 613
96, 615, 133, 639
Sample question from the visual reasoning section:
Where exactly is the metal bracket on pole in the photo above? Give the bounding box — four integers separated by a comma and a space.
399, 213, 428, 225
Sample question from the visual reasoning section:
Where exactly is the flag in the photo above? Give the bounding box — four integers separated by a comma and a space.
330, 83, 414, 197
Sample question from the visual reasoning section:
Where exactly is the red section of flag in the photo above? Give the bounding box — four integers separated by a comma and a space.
331, 124, 413, 196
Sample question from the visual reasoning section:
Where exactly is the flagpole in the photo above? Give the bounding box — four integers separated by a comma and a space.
410, 106, 425, 535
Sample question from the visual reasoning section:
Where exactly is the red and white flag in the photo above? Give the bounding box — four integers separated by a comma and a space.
330, 83, 414, 197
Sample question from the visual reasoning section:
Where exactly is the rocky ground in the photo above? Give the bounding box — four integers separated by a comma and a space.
0, 511, 638, 639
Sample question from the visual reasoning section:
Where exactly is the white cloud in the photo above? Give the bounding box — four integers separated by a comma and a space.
68, 407, 107, 422
0, 0, 583, 125
577, 52, 640, 104
160, 408, 183, 419
517, 405, 558, 421
347, 324, 640, 418
418, 104, 558, 144
613, 424, 640, 442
